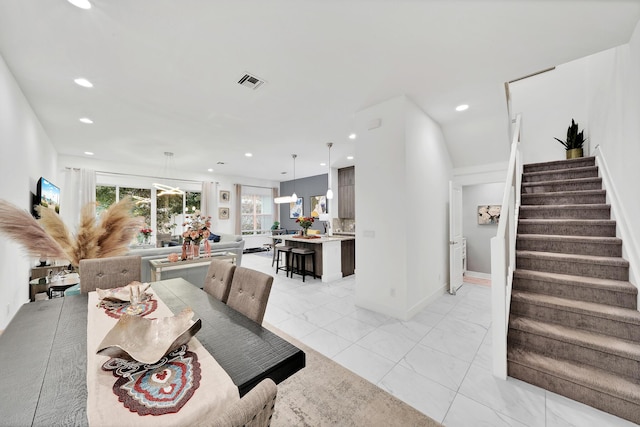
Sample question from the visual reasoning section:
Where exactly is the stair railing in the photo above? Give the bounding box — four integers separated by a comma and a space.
490, 113, 522, 380
594, 145, 640, 308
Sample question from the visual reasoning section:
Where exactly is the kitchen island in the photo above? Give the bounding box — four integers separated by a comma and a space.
272, 234, 355, 282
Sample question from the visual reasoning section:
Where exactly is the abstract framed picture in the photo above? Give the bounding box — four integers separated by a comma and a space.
478, 205, 501, 225
289, 197, 303, 219
219, 207, 230, 220
219, 190, 230, 203
310, 195, 327, 218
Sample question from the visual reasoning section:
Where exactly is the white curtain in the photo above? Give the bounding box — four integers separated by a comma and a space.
234, 184, 242, 235
201, 181, 216, 218
61, 168, 96, 231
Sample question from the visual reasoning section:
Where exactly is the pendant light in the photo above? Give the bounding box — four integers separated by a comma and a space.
153, 152, 185, 196
326, 142, 334, 199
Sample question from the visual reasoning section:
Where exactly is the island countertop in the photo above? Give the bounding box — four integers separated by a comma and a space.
272, 234, 355, 244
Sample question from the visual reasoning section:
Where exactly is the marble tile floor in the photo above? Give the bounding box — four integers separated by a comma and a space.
242, 252, 637, 427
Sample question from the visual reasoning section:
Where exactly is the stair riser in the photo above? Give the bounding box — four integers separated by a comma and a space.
522, 193, 606, 206
522, 180, 602, 194
508, 329, 640, 380
519, 207, 610, 220
508, 361, 640, 424
523, 158, 596, 173
518, 223, 616, 237
511, 300, 640, 341
512, 276, 636, 309
522, 168, 599, 183
516, 257, 629, 281
516, 239, 622, 257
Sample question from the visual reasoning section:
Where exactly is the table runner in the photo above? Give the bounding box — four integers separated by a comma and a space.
87, 287, 239, 426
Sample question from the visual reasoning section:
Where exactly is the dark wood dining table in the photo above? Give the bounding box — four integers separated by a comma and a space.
0, 278, 305, 426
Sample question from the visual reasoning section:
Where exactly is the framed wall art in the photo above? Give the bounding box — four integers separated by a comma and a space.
219, 207, 230, 220
219, 190, 230, 203
310, 195, 328, 217
289, 197, 303, 219
478, 205, 501, 225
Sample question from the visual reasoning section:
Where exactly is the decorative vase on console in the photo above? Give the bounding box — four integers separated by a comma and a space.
191, 241, 200, 259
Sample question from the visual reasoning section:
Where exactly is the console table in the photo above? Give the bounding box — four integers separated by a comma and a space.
149, 252, 237, 282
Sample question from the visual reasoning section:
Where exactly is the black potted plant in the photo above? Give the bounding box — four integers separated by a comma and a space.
270, 221, 280, 231
554, 119, 586, 159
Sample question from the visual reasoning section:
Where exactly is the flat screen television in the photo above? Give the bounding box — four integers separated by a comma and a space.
36, 177, 60, 215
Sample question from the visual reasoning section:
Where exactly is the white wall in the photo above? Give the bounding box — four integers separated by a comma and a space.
0, 55, 58, 329
463, 183, 505, 274
509, 60, 588, 165
585, 19, 640, 284
354, 95, 453, 320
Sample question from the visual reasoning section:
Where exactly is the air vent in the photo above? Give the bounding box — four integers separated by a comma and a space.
216, 161, 226, 165
237, 73, 265, 90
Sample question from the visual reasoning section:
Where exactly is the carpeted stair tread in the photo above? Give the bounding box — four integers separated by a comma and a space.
514, 269, 636, 294
508, 346, 640, 404
516, 234, 622, 245
521, 176, 602, 189
510, 316, 640, 362
516, 250, 629, 267
523, 157, 596, 173
521, 189, 607, 205
518, 218, 616, 226
511, 290, 640, 327
522, 166, 599, 182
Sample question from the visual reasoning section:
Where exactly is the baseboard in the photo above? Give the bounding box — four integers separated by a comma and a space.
464, 271, 491, 280
405, 283, 448, 320
355, 283, 448, 321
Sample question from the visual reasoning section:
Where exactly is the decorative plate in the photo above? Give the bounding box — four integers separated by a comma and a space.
96, 308, 202, 364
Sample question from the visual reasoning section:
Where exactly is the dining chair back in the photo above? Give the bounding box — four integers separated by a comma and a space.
79, 255, 141, 293
203, 258, 236, 303
211, 378, 277, 427
226, 266, 274, 324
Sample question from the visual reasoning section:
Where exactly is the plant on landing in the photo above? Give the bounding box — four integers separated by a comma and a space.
554, 119, 586, 150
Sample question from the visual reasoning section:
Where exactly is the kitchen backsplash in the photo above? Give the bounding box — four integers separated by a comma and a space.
333, 218, 355, 233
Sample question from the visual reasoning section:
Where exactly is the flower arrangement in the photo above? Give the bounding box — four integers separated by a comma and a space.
140, 227, 152, 237
295, 216, 314, 233
182, 211, 211, 244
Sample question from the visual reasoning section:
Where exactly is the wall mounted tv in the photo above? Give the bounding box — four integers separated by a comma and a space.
35, 177, 60, 216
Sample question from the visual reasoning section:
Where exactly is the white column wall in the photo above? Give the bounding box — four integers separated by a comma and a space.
0, 55, 58, 329
354, 95, 453, 320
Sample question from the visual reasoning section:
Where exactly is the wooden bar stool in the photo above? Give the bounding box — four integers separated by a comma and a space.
291, 247, 316, 282
275, 246, 293, 277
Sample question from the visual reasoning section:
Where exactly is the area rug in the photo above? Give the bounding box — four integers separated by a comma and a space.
265, 323, 443, 427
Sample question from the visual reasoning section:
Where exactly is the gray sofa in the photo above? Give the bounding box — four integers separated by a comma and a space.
126, 235, 245, 287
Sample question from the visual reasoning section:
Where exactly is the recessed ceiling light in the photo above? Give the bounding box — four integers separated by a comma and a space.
79, 117, 93, 124
84, 151, 94, 156
347, 156, 354, 160
455, 104, 469, 112
67, 0, 92, 9
348, 133, 357, 140
74, 78, 93, 88
320, 162, 326, 166
207, 168, 213, 172
245, 153, 253, 157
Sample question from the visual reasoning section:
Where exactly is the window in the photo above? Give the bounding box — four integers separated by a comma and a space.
155, 191, 201, 237
119, 187, 151, 228
96, 185, 116, 216
241, 187, 273, 235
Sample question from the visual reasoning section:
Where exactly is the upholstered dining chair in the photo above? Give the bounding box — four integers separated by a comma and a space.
203, 259, 236, 303
211, 378, 277, 427
226, 267, 274, 324
79, 255, 142, 293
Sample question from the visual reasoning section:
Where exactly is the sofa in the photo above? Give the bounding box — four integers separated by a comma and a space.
126, 234, 245, 287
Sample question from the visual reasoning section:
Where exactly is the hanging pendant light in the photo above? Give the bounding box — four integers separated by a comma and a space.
275, 154, 298, 204
153, 152, 185, 196
326, 142, 334, 199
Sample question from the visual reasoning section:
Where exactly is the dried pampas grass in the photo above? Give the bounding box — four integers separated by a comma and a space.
0, 197, 143, 267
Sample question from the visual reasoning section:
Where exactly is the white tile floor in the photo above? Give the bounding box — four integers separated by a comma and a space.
242, 251, 638, 427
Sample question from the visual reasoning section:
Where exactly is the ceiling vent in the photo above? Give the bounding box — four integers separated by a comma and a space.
237, 73, 265, 90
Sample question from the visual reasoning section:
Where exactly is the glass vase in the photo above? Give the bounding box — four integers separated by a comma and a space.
204, 240, 211, 257
191, 242, 200, 259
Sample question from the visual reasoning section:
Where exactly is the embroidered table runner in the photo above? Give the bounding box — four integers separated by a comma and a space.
87, 287, 239, 426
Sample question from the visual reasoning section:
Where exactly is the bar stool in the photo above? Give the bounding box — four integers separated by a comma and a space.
275, 246, 292, 277
290, 247, 316, 282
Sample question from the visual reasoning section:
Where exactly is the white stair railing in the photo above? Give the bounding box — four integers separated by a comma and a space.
491, 113, 522, 379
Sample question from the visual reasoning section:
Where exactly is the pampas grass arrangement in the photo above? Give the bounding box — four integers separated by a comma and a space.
0, 197, 143, 267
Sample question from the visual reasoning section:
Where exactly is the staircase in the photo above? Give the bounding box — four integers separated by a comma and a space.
508, 156, 640, 424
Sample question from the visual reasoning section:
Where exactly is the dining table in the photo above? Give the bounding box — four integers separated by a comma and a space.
0, 278, 305, 426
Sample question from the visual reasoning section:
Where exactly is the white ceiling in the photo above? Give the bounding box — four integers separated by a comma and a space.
1, 0, 639, 181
